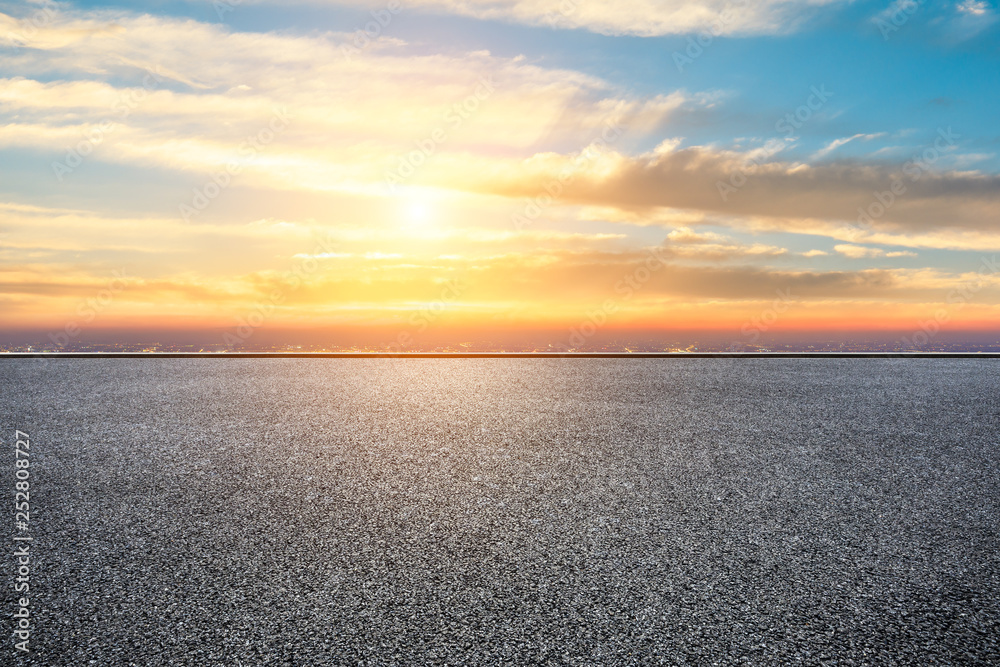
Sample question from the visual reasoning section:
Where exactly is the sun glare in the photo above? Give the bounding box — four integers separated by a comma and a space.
397, 190, 445, 232
405, 200, 431, 226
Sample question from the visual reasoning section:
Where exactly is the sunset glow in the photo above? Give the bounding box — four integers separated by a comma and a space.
1, 1, 998, 349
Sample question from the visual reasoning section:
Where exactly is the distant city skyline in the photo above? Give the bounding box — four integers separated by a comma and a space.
3, 326, 999, 354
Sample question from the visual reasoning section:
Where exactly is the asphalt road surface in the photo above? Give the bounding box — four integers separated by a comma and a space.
2, 359, 998, 665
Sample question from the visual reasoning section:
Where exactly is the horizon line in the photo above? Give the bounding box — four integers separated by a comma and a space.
3, 352, 1000, 359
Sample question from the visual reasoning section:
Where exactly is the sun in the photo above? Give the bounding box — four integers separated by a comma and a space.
393, 187, 455, 234
405, 200, 431, 226
396, 191, 441, 231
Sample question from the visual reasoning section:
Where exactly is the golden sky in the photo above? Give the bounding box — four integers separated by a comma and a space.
2, 1, 999, 347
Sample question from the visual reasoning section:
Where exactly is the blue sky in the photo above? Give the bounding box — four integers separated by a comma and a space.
61, 1, 1000, 153
1, 0, 999, 341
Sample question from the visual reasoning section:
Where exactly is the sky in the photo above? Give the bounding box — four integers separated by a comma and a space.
1, 0, 999, 349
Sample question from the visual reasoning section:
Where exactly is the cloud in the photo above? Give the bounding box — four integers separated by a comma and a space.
235, 0, 850, 37
810, 133, 886, 161
949, 0, 999, 39
5, 6, 992, 250
658, 228, 788, 261
2, 199, 995, 330
0, 6, 712, 202
835, 244, 884, 259
1, 3, 997, 336
834, 244, 918, 259
872, 0, 999, 42
665, 227, 731, 244
0, 7, 125, 50
945, 0, 999, 39
4, 247, 981, 325
456, 141, 1000, 238
957, 0, 990, 16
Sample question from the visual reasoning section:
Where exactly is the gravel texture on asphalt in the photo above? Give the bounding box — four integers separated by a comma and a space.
1, 358, 999, 665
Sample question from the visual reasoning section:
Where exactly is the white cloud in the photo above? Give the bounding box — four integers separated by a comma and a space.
658, 228, 788, 261
835, 244, 917, 259
244, 0, 850, 37
666, 227, 731, 244
0, 6, 710, 199
949, 0, 998, 39
957, 0, 990, 16
810, 133, 886, 161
